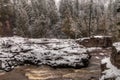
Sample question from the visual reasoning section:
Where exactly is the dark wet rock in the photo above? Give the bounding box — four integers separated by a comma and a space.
76, 36, 112, 48
0, 37, 91, 71
111, 42, 120, 69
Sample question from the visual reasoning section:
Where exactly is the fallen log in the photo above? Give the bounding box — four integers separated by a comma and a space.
0, 37, 90, 71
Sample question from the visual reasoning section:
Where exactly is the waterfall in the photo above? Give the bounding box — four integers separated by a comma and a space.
27, 0, 32, 5
10, 0, 14, 3
54, 0, 61, 10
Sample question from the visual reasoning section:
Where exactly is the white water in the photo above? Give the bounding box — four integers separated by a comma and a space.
27, 0, 31, 5
54, 0, 61, 10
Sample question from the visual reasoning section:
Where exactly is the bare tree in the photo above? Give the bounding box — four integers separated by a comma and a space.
88, 0, 93, 37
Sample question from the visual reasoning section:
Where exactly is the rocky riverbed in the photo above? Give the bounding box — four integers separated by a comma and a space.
0, 36, 116, 80
0, 47, 112, 80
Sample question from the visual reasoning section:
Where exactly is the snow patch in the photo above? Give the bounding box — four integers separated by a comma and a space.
100, 57, 120, 80
87, 47, 102, 52
113, 42, 120, 52
100, 53, 104, 56
93, 35, 111, 39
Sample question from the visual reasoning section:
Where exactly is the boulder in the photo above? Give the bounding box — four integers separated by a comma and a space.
0, 37, 91, 71
76, 36, 112, 48
100, 42, 120, 80
100, 57, 118, 80
111, 42, 120, 69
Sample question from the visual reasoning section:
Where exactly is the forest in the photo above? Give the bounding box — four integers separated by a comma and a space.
0, 0, 120, 80
0, 0, 119, 40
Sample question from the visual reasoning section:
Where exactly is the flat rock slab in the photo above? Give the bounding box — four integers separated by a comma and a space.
0, 37, 90, 71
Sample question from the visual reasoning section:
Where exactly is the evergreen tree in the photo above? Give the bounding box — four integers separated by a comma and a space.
0, 0, 13, 36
